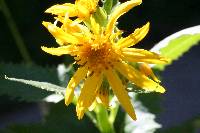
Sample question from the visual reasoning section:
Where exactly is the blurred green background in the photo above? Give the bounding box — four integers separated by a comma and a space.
0, 0, 200, 132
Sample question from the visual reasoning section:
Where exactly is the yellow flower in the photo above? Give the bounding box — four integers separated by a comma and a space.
45, 0, 99, 19
42, 0, 168, 120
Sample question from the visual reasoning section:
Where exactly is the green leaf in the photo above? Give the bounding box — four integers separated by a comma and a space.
151, 26, 200, 70
0, 101, 99, 133
158, 34, 200, 70
0, 63, 60, 102
137, 93, 162, 114
5, 76, 65, 96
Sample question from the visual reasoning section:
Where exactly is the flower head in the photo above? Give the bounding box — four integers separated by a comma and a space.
42, 0, 168, 120
45, 0, 99, 19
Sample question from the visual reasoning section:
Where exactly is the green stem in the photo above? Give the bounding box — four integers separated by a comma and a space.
85, 112, 98, 126
95, 104, 115, 133
109, 104, 119, 124
0, 0, 33, 64
72, 94, 99, 128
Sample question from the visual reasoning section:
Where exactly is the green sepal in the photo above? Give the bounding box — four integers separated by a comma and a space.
93, 6, 108, 27
103, 0, 113, 14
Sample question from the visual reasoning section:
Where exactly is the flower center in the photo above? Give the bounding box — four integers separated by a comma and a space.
75, 42, 118, 72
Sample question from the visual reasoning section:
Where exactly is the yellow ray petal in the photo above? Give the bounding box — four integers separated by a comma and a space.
120, 48, 168, 64
65, 66, 88, 105
106, 0, 142, 36
117, 22, 150, 48
77, 73, 103, 108
122, 47, 158, 55
60, 18, 82, 33
41, 46, 76, 56
90, 16, 100, 34
75, 0, 99, 19
45, 3, 77, 17
76, 5, 90, 19
89, 0, 99, 11
139, 63, 160, 82
42, 21, 82, 45
122, 56, 167, 64
76, 0, 99, 12
76, 72, 103, 119
115, 61, 166, 93
76, 106, 86, 120
96, 87, 109, 107
104, 69, 136, 120
121, 54, 167, 64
